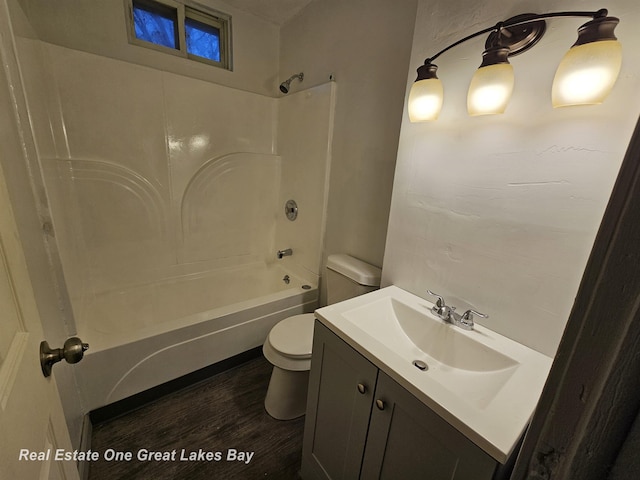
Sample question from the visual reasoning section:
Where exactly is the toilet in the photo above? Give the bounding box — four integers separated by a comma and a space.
263, 254, 382, 420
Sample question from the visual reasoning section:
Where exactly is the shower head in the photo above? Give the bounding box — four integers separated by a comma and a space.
279, 72, 304, 94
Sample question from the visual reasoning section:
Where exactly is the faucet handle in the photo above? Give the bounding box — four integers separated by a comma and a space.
459, 309, 488, 327
427, 290, 445, 308
427, 290, 455, 320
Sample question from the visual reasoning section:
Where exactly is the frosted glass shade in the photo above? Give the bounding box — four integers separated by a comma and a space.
408, 78, 444, 122
467, 63, 515, 116
552, 40, 622, 107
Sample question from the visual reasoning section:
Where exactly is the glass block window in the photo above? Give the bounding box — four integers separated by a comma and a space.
126, 0, 231, 70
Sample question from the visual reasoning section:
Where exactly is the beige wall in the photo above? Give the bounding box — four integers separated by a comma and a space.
279, 0, 419, 302
383, 0, 640, 357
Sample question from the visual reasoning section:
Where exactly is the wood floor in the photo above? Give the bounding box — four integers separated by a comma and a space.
88, 356, 305, 479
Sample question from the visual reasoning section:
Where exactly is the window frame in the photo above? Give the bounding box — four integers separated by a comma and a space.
124, 0, 232, 70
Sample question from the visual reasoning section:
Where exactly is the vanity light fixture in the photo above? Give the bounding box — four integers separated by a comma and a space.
408, 8, 622, 122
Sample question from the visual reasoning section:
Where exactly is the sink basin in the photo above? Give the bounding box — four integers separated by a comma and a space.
314, 285, 553, 463
344, 297, 518, 372
342, 297, 520, 410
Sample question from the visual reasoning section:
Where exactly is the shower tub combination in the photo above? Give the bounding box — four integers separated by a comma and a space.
76, 261, 318, 412
14, 38, 336, 413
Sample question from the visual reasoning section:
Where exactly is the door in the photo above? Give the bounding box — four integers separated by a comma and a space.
0, 98, 78, 480
361, 372, 497, 480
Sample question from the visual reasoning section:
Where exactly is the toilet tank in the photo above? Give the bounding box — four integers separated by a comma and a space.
325, 254, 382, 304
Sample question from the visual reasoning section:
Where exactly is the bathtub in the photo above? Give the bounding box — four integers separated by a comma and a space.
75, 261, 318, 412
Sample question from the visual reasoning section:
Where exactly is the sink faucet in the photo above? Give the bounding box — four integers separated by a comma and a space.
277, 248, 293, 259
427, 290, 488, 331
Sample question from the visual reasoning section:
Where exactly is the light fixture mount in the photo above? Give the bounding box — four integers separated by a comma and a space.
485, 14, 547, 56
573, 15, 619, 46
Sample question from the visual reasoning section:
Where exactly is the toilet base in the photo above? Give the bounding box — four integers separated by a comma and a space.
264, 366, 310, 420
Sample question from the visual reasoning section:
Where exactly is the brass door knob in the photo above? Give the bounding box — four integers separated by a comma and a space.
40, 337, 89, 377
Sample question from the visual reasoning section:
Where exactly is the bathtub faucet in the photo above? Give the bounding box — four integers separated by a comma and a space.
277, 248, 293, 259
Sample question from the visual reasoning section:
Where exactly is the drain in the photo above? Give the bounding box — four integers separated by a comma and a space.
412, 360, 428, 371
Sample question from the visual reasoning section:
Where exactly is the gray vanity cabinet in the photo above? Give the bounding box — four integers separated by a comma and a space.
302, 321, 501, 480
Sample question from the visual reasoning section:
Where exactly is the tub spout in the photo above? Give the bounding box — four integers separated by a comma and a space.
277, 248, 293, 259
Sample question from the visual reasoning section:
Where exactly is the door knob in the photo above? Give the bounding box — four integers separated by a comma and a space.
357, 383, 367, 394
40, 337, 89, 378
376, 399, 386, 410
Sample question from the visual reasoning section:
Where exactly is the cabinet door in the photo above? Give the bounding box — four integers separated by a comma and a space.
302, 322, 378, 480
361, 372, 498, 480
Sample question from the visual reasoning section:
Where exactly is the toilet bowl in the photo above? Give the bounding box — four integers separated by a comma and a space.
263, 254, 381, 420
262, 314, 315, 420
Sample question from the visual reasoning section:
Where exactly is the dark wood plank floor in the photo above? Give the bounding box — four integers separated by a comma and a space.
88, 356, 305, 479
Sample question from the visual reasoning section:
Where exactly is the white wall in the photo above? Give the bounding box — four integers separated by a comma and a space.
383, 0, 640, 357
279, 0, 419, 298
16, 0, 280, 95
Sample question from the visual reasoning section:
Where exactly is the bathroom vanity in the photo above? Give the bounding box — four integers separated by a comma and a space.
301, 286, 552, 480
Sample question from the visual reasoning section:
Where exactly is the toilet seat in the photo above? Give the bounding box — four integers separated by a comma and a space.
263, 313, 315, 371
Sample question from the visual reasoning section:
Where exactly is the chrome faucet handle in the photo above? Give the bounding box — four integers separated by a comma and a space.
459, 309, 488, 328
426, 290, 445, 308
427, 290, 455, 320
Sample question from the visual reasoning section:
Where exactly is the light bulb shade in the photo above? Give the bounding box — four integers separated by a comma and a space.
408, 63, 443, 122
408, 78, 444, 121
467, 63, 515, 116
552, 40, 622, 107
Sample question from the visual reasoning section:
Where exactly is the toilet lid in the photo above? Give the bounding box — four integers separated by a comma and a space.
268, 313, 315, 358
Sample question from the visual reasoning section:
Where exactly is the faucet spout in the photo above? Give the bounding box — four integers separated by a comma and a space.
277, 248, 293, 259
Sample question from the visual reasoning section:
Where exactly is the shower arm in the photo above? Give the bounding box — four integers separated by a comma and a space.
286, 73, 304, 83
